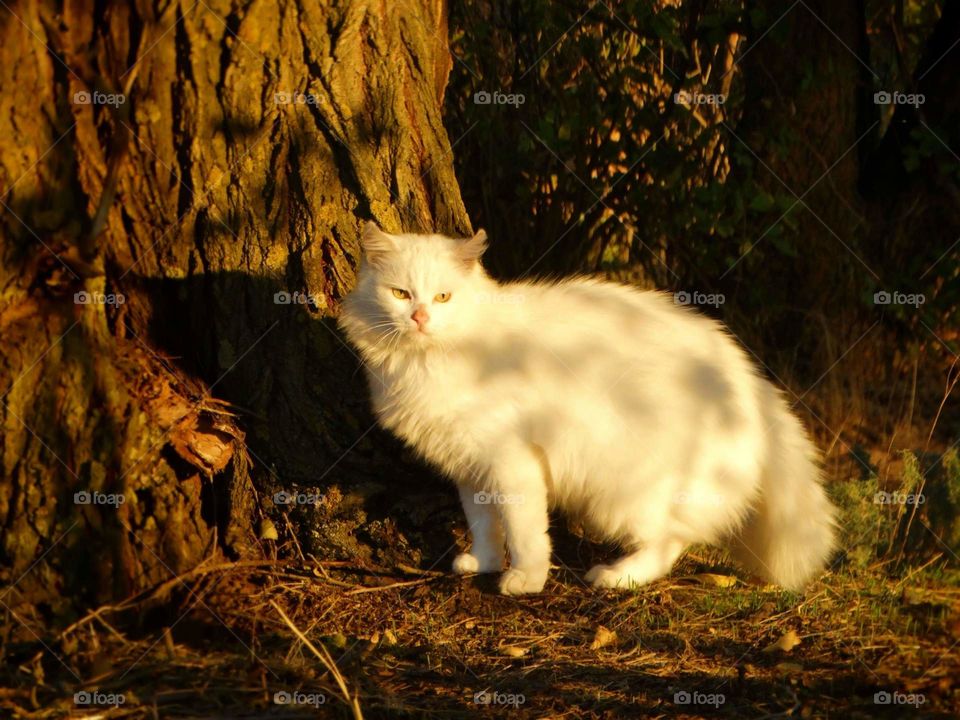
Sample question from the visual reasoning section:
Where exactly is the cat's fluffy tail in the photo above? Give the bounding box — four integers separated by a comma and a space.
727, 389, 837, 590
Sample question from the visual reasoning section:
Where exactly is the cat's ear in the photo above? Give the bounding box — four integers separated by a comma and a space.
457, 229, 487, 267
361, 222, 396, 265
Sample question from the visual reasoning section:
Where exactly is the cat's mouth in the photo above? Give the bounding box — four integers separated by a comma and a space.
409, 325, 432, 338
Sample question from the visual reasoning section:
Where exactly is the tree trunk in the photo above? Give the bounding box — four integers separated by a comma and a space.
0, 0, 469, 616
736, 0, 868, 300
730, 0, 872, 382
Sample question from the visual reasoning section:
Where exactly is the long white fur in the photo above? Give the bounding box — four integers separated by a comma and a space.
339, 223, 837, 595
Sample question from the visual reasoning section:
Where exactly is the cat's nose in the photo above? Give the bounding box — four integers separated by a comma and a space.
411, 306, 430, 330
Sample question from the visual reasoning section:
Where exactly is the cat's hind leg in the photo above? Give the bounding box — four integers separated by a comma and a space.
585, 537, 685, 589
452, 485, 505, 574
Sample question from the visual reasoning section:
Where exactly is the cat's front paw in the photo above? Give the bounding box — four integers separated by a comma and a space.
452, 553, 480, 574
452, 552, 503, 575
498, 567, 548, 595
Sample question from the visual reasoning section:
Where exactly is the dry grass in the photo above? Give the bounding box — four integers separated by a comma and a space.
1, 525, 958, 719
3, 386, 959, 719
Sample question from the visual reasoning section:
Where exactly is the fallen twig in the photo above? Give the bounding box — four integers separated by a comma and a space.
269, 600, 364, 720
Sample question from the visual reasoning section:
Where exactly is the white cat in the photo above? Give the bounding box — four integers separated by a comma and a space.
339, 223, 837, 595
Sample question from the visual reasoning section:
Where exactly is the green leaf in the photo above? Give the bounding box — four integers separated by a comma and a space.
749, 191, 776, 213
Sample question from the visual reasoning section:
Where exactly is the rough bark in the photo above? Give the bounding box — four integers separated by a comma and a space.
730, 0, 872, 385
0, 0, 469, 615
737, 0, 868, 301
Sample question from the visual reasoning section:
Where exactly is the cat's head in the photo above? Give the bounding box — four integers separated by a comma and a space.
339, 222, 490, 354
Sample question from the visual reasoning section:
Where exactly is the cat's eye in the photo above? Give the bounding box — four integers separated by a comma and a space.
434, 292, 451, 303
391, 288, 411, 300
